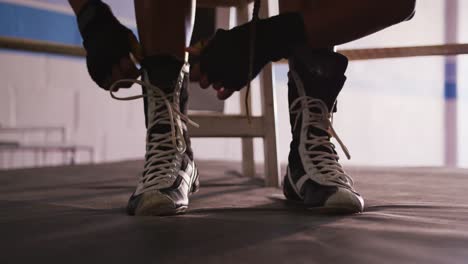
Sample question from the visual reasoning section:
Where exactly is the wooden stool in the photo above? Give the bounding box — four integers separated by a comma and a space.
190, 0, 281, 186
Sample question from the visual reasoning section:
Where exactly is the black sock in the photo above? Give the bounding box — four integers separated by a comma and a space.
141, 55, 184, 94
140, 55, 184, 127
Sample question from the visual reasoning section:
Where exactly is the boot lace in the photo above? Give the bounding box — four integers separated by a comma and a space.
290, 96, 354, 189
109, 78, 198, 194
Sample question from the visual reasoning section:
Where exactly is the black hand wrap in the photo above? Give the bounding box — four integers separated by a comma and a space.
200, 12, 306, 90
77, 0, 134, 89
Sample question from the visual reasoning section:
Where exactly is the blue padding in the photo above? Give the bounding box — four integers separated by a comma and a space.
444, 62, 457, 100
444, 83, 457, 100
0, 2, 82, 45
0, 2, 137, 47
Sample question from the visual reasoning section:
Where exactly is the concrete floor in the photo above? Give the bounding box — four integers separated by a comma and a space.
1, 160, 468, 264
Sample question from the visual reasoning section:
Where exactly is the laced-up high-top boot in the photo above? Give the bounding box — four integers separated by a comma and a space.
126, 55, 199, 216
283, 49, 364, 213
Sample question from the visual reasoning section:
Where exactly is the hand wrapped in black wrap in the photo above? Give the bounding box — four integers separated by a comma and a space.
78, 0, 141, 89
189, 12, 306, 99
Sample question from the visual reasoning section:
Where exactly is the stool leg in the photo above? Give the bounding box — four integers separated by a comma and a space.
260, 64, 281, 187
259, 0, 281, 187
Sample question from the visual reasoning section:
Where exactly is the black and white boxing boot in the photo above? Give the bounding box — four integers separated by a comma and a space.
112, 55, 199, 216
283, 49, 364, 213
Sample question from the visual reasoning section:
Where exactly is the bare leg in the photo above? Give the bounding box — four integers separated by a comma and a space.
133, 0, 196, 125
134, 0, 196, 59
279, 0, 416, 49
133, 0, 196, 128
127, 0, 199, 216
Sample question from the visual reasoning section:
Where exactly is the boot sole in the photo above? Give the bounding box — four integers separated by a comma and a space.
134, 169, 200, 216
271, 194, 363, 214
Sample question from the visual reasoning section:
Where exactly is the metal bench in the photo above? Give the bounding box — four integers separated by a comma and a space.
0, 126, 94, 169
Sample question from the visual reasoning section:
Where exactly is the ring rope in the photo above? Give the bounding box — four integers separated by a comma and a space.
1, 36, 467, 61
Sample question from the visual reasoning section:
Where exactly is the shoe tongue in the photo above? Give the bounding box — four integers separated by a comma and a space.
305, 100, 336, 163
147, 96, 179, 138
307, 117, 329, 141
307, 126, 338, 166
150, 123, 171, 135
145, 105, 176, 176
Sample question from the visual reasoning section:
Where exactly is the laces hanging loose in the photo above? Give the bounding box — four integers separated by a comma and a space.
244, 0, 261, 123
109, 77, 198, 193
110, 79, 199, 127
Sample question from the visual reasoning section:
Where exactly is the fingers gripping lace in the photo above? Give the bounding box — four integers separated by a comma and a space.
290, 96, 354, 188
109, 78, 198, 191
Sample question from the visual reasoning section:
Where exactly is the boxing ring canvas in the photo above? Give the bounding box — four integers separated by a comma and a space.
1, 160, 468, 263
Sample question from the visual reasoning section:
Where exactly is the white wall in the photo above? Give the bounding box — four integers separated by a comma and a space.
0, 51, 147, 165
